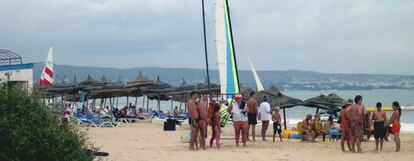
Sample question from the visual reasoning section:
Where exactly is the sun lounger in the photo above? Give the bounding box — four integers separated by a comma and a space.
117, 118, 139, 123
81, 118, 122, 128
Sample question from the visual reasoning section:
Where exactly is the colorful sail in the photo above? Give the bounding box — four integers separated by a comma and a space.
247, 55, 264, 91
39, 47, 54, 87
215, 0, 239, 95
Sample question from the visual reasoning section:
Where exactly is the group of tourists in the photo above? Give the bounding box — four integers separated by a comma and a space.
246, 92, 283, 142
338, 96, 402, 152
187, 92, 402, 152
187, 91, 283, 150
301, 95, 402, 152
187, 92, 222, 150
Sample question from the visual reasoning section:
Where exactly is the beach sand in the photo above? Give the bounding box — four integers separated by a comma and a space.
84, 122, 414, 161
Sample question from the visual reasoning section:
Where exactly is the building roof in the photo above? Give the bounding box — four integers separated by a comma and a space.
0, 49, 22, 66
0, 63, 33, 71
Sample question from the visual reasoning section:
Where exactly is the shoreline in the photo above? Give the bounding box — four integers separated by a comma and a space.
86, 122, 414, 161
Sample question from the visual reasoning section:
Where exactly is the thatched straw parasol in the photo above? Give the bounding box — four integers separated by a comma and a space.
241, 85, 303, 130
303, 93, 345, 113
255, 86, 303, 109
126, 70, 156, 88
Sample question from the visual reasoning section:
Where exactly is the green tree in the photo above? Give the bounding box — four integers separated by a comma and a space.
0, 84, 95, 161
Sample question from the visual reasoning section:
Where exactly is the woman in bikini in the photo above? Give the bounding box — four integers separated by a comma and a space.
302, 114, 315, 142
389, 101, 401, 152
209, 102, 221, 148
340, 101, 352, 151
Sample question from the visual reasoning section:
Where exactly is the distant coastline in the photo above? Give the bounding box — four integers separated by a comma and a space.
33, 64, 414, 91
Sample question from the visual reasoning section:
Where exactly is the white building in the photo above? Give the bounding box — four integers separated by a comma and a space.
0, 49, 33, 91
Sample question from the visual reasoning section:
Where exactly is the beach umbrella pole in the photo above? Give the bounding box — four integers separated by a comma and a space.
100, 98, 104, 108
142, 96, 145, 108
283, 108, 287, 130
109, 98, 112, 107
170, 98, 173, 112
146, 97, 149, 112
157, 93, 160, 111
157, 99, 160, 111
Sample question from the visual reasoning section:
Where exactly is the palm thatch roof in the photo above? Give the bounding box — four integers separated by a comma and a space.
126, 70, 156, 88
302, 93, 345, 111
253, 86, 303, 109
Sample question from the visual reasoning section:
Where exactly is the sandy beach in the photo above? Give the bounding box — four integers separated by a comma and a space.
84, 122, 414, 161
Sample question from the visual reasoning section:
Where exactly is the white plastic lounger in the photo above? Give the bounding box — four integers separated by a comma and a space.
118, 118, 138, 123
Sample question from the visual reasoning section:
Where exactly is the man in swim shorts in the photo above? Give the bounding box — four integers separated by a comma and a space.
196, 94, 209, 150
246, 92, 258, 141
372, 102, 386, 151
348, 95, 364, 153
188, 92, 199, 150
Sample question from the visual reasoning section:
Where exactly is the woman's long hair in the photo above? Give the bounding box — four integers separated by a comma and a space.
393, 101, 402, 117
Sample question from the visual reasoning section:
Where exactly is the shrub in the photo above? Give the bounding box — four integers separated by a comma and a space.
0, 84, 95, 161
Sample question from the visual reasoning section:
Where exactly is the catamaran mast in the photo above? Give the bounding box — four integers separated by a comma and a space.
201, 0, 211, 98
224, 0, 240, 92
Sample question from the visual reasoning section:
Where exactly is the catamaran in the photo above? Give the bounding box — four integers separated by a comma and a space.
215, 0, 240, 98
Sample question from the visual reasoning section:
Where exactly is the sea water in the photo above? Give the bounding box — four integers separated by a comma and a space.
104, 89, 414, 133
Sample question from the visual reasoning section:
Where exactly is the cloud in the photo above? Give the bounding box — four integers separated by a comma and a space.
0, 0, 413, 75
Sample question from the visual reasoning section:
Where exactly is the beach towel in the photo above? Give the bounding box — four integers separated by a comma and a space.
219, 105, 231, 127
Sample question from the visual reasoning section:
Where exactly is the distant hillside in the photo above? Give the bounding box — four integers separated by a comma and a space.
33, 64, 414, 90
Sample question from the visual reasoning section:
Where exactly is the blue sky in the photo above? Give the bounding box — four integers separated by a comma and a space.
0, 0, 413, 75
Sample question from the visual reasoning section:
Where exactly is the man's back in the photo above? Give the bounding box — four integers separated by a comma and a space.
349, 104, 363, 121
259, 102, 271, 121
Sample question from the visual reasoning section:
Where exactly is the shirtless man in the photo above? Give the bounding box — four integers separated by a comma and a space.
196, 94, 209, 150
389, 101, 401, 152
348, 95, 365, 152
188, 91, 199, 150
246, 92, 258, 141
372, 102, 387, 151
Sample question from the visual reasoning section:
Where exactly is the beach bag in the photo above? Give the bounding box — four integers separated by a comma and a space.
181, 131, 191, 143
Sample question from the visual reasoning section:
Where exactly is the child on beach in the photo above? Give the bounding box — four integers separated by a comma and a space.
272, 107, 282, 142
324, 115, 338, 141
313, 113, 326, 141
210, 103, 221, 148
